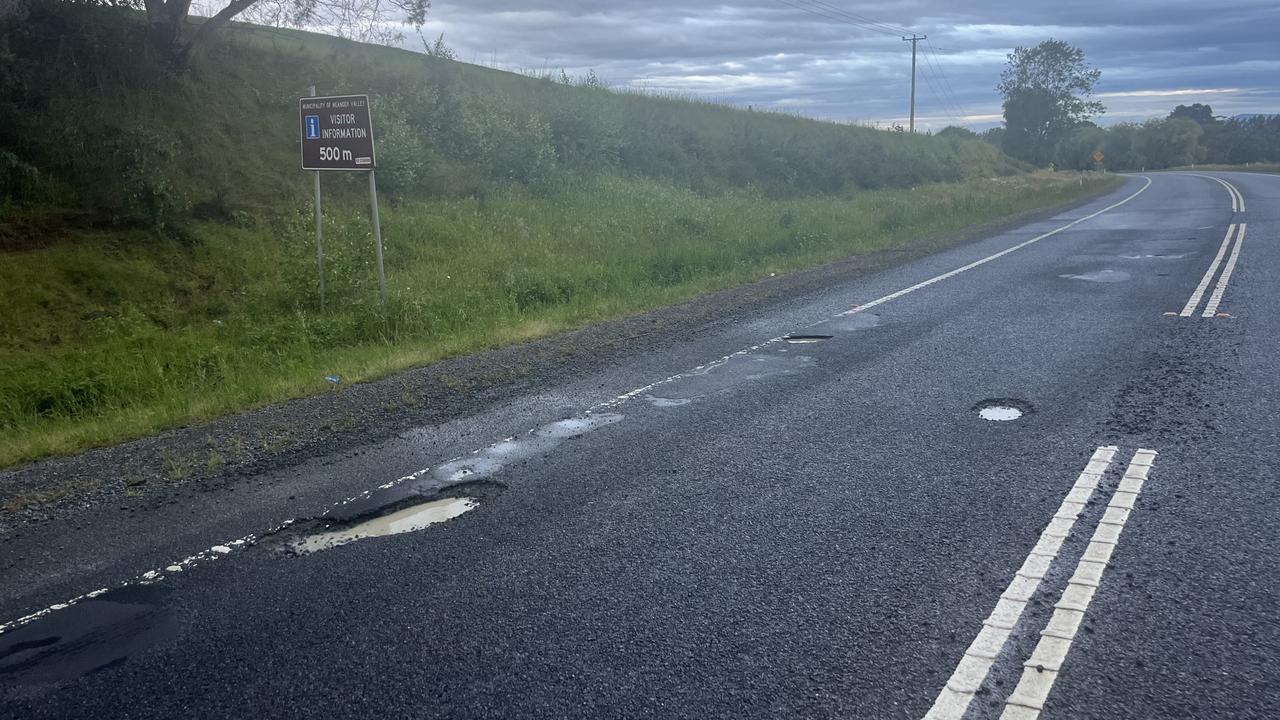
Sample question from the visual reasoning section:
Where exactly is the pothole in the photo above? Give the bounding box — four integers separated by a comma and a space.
975, 399, 1033, 422
288, 496, 479, 555
784, 334, 833, 344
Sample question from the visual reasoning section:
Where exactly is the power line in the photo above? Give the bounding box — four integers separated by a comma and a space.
923, 42, 968, 124
916, 55, 964, 128
919, 45, 967, 127
770, 0, 907, 37
802, 0, 912, 36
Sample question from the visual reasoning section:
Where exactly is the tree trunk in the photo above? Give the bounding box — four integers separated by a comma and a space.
145, 0, 255, 70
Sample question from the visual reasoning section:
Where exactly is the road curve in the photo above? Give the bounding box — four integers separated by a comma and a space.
2, 172, 1277, 719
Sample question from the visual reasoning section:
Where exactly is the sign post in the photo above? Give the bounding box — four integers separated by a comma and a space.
368, 170, 387, 305
1092, 149, 1105, 172
308, 85, 325, 308
299, 93, 384, 305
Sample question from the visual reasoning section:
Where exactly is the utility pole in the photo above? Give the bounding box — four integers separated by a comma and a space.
902, 34, 926, 133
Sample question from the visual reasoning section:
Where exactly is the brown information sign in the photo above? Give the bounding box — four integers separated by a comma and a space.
299, 94, 376, 170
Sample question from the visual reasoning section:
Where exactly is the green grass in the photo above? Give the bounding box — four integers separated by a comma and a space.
1167, 163, 1280, 174
0, 172, 1115, 467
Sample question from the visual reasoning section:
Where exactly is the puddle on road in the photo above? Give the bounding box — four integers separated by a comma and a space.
0, 584, 176, 685
289, 497, 478, 555
979, 406, 1023, 421
273, 412, 622, 552
1059, 269, 1131, 283
975, 399, 1033, 422
1120, 253, 1190, 260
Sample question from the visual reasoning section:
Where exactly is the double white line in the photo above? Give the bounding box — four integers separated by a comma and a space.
924, 447, 1158, 720
1191, 174, 1246, 213
1180, 223, 1246, 318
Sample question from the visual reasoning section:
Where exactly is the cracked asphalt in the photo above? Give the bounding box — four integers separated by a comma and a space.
1, 172, 1277, 719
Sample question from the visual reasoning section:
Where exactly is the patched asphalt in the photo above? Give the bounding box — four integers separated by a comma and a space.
2, 173, 1277, 719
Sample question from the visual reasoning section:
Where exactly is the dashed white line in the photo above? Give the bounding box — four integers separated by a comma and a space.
923, 446, 1120, 720
1201, 223, 1246, 318
999, 449, 1157, 720
1180, 224, 1237, 317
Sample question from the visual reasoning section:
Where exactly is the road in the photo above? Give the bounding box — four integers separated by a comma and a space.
2, 172, 1277, 719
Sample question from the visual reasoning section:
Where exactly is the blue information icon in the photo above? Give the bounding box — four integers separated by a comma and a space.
304, 115, 320, 140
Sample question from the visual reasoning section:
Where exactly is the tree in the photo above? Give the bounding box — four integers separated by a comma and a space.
1169, 103, 1217, 127
997, 39, 1104, 166
1135, 117, 1204, 168
1054, 124, 1106, 170
145, 0, 431, 67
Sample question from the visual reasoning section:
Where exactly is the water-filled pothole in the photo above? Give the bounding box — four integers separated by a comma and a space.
784, 334, 833, 344
975, 399, 1033, 422
288, 496, 479, 555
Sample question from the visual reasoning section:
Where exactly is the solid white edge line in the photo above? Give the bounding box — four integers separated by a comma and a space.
999, 449, 1158, 720
843, 177, 1153, 316
1202, 223, 1246, 318
922, 446, 1119, 720
1180, 224, 1236, 317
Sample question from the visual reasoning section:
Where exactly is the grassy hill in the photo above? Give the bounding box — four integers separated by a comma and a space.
0, 4, 1114, 468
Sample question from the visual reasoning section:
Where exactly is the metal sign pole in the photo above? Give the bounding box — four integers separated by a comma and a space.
299, 92, 379, 305
368, 169, 387, 306
309, 84, 325, 308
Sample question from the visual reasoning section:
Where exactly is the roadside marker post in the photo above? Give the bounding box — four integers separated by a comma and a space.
298, 91, 385, 306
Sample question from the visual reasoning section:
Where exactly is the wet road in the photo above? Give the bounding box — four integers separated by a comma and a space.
3, 172, 1278, 719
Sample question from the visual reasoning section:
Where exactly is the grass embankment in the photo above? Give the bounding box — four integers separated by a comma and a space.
1, 173, 1113, 467
0, 6, 1109, 468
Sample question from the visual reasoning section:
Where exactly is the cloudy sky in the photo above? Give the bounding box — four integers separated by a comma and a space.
401, 0, 1279, 130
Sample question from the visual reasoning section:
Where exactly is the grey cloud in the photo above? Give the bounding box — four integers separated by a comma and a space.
412, 1, 1279, 128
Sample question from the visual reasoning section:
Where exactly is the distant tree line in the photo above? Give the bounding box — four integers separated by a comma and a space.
964, 39, 1279, 172
974, 105, 1280, 172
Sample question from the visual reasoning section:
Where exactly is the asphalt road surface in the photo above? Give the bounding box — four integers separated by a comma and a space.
2, 172, 1277, 719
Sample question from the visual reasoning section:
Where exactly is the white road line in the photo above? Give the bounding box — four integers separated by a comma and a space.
923, 446, 1120, 720
1227, 178, 1246, 212
1189, 173, 1245, 212
1202, 223, 1246, 318
840, 177, 1153, 316
999, 449, 1157, 720
1180, 224, 1236, 317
